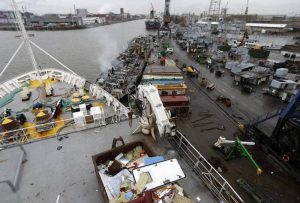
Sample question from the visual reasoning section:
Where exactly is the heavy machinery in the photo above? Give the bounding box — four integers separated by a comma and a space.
239, 31, 249, 47
145, 3, 161, 30
214, 136, 262, 175
186, 66, 199, 77
132, 85, 176, 140
248, 44, 270, 58
240, 90, 300, 181
158, 0, 171, 39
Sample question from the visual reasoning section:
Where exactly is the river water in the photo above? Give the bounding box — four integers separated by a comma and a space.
0, 19, 295, 83
0, 19, 152, 82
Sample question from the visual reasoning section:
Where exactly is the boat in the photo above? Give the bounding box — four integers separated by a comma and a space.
0, 1, 245, 203
145, 4, 161, 30
96, 35, 152, 100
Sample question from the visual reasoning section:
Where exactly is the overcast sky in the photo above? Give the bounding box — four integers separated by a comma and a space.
0, 0, 299, 15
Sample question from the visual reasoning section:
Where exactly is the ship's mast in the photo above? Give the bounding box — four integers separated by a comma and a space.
10, 0, 41, 80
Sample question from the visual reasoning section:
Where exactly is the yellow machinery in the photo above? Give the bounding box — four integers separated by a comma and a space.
186, 66, 198, 77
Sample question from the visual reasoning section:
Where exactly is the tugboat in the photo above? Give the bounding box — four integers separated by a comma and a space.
145, 4, 161, 30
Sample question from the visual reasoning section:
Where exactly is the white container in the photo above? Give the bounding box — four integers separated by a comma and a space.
275, 68, 288, 78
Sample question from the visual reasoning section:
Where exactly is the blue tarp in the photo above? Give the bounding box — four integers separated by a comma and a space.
144, 156, 164, 165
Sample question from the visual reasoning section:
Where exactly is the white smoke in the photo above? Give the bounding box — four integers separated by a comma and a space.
97, 32, 119, 73
99, 3, 117, 14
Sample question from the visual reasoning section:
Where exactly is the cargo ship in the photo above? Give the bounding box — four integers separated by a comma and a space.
145, 4, 161, 30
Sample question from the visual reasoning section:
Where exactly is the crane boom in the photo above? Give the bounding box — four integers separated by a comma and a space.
158, 0, 172, 39
150, 3, 154, 19
136, 85, 175, 137
245, 0, 249, 15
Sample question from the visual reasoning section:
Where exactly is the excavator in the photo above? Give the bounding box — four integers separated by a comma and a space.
131, 84, 176, 140
239, 30, 270, 58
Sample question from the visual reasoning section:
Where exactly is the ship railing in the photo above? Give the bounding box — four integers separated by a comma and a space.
169, 130, 244, 203
0, 114, 122, 149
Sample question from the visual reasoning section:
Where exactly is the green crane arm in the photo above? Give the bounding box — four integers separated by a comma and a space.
236, 137, 262, 175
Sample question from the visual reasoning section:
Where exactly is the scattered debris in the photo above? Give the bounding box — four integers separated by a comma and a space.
63, 135, 69, 139
0, 159, 8, 163
58, 137, 63, 141
56, 194, 60, 203
192, 121, 214, 128
232, 114, 245, 120
35, 192, 40, 197
200, 125, 226, 132
236, 178, 265, 203
30, 183, 34, 186
192, 113, 213, 123
207, 157, 227, 173
57, 146, 62, 150
206, 83, 215, 91
216, 95, 231, 107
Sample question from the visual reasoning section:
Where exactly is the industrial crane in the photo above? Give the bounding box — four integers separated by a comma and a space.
158, 0, 171, 39
245, 0, 249, 15
132, 85, 176, 140
150, 3, 154, 19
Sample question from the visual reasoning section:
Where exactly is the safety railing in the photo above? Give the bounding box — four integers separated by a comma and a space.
0, 113, 123, 149
169, 130, 244, 203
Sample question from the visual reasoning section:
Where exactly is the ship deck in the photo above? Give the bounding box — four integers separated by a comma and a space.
0, 77, 125, 146
0, 119, 217, 203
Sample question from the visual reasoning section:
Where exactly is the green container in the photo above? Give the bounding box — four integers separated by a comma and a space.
248, 49, 270, 58
218, 45, 231, 52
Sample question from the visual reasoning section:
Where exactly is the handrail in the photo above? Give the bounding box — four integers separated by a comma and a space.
0, 113, 119, 148
170, 130, 244, 203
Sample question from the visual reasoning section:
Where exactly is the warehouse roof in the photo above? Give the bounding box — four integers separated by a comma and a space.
246, 23, 287, 28
196, 21, 219, 25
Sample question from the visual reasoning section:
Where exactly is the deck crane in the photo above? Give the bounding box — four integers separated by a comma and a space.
132, 85, 176, 140
158, 0, 171, 39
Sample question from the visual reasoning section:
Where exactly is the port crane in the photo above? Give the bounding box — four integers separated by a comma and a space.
158, 0, 171, 39
132, 85, 176, 140
150, 3, 155, 19
245, 0, 249, 15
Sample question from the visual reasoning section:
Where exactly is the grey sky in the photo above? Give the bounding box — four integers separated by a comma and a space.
0, 0, 299, 15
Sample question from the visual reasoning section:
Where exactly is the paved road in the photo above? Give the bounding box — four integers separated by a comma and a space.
169, 40, 300, 203
171, 40, 285, 136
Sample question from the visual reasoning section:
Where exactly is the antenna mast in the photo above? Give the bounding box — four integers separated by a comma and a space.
10, 0, 41, 80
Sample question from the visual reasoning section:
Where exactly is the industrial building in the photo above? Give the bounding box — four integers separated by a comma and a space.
234, 67, 271, 86
25, 16, 84, 27
245, 23, 288, 33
